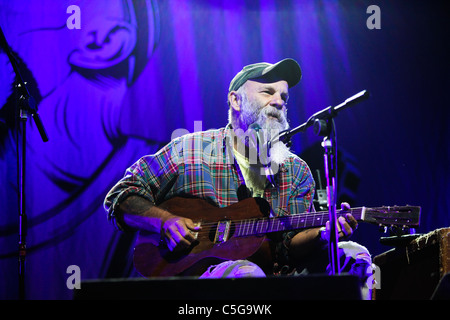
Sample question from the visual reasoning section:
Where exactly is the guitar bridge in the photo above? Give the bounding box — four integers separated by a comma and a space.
214, 220, 231, 244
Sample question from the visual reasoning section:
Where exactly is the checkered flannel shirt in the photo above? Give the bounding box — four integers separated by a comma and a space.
104, 126, 315, 273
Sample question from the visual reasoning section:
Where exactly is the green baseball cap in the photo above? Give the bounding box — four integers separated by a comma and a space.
229, 58, 302, 92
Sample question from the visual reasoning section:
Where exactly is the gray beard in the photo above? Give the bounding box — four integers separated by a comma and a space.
231, 93, 292, 165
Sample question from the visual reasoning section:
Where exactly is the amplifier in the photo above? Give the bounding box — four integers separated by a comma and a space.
374, 227, 450, 299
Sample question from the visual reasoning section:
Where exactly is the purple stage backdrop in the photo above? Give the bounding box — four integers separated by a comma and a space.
0, 0, 449, 299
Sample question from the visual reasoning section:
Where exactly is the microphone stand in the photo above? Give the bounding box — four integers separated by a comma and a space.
317, 118, 340, 274
0, 26, 49, 300
270, 90, 369, 275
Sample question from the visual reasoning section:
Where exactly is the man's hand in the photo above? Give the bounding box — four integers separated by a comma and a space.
118, 196, 202, 251
324, 202, 358, 241
160, 214, 201, 251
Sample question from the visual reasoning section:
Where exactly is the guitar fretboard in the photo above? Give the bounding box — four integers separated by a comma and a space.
235, 209, 365, 237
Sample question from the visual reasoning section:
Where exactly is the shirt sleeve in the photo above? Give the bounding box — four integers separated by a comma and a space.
103, 138, 181, 230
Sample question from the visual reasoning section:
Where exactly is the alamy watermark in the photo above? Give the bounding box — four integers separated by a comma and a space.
367, 263, 381, 290
169, 121, 286, 176
367, 5, 381, 30
66, 5, 81, 30
66, 265, 81, 289
65, 4, 380, 31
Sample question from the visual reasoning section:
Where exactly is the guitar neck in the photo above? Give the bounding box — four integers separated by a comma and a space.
235, 208, 366, 237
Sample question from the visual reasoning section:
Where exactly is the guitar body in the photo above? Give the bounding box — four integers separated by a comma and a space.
133, 197, 274, 277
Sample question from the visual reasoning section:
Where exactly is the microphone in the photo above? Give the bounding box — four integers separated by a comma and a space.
248, 123, 262, 154
269, 90, 370, 146
0, 25, 48, 142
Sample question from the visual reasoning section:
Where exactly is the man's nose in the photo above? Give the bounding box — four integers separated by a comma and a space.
269, 93, 285, 109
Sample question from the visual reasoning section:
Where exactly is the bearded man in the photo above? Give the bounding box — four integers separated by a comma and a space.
104, 59, 373, 298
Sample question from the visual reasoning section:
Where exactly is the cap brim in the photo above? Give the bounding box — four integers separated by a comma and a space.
257, 58, 302, 88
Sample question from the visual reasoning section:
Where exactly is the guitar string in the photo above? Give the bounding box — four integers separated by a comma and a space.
185, 206, 415, 237
185, 211, 357, 237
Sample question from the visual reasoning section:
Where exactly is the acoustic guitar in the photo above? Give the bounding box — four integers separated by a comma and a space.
133, 197, 420, 277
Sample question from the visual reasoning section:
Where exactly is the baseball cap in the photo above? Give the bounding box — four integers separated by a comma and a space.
229, 58, 302, 92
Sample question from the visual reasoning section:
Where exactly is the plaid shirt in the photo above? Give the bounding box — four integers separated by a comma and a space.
104, 126, 315, 273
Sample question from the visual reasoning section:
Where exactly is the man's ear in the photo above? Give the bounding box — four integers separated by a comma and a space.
228, 91, 241, 112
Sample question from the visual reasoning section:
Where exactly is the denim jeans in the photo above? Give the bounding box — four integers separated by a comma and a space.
199, 241, 373, 299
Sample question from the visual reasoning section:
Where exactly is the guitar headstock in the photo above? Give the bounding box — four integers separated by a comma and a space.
361, 205, 421, 228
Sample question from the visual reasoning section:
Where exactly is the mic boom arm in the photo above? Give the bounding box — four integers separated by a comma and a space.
272, 90, 370, 146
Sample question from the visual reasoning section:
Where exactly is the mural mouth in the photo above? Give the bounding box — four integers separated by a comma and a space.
68, 23, 137, 70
